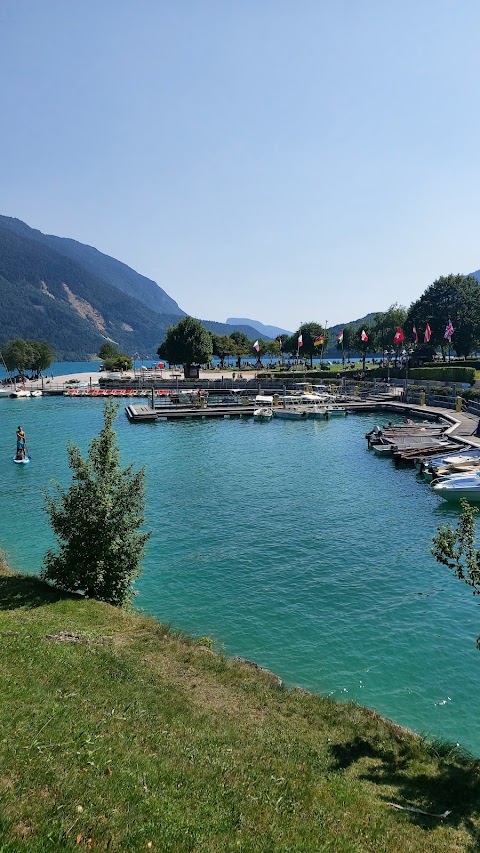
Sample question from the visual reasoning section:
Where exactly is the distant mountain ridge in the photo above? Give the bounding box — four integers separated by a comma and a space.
0, 217, 263, 359
0, 216, 185, 318
226, 317, 289, 339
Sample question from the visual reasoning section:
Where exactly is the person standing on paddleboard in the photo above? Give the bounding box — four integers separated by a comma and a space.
16, 426, 26, 460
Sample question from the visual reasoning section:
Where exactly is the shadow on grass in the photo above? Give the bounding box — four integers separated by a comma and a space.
0, 573, 74, 610
330, 735, 480, 842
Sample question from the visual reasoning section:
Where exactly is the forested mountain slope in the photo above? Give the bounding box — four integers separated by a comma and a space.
0, 219, 265, 358
0, 216, 185, 318
0, 226, 181, 358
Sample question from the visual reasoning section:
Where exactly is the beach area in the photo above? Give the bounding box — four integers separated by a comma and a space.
3, 366, 259, 392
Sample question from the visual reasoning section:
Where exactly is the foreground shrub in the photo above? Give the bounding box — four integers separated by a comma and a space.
41, 401, 151, 607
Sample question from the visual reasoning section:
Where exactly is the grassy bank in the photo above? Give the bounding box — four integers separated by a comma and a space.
0, 565, 479, 851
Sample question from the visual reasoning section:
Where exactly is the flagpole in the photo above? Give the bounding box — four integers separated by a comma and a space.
321, 320, 327, 362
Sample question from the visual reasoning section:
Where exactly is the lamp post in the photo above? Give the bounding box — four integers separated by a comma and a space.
405, 347, 413, 400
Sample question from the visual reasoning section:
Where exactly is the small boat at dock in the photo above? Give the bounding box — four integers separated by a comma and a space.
432, 472, 480, 502
253, 395, 273, 422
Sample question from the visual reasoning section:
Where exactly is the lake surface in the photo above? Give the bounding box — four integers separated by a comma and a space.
0, 356, 364, 381
1, 395, 479, 754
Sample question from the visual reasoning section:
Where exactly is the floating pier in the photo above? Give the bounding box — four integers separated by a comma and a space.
125, 403, 255, 422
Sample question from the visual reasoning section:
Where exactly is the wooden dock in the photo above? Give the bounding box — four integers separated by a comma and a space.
125, 404, 255, 422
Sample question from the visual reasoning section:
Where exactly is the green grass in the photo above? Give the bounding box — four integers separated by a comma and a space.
0, 565, 478, 851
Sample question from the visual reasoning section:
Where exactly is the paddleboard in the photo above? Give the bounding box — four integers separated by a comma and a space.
13, 457, 30, 464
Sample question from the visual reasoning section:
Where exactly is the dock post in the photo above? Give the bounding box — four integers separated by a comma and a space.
456, 396, 462, 412
151, 387, 155, 410
420, 391, 426, 406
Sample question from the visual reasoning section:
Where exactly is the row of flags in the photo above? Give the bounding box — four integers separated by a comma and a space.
253, 320, 455, 352
341, 320, 455, 346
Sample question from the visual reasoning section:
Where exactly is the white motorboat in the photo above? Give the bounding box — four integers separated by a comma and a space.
253, 395, 273, 422
307, 404, 328, 420
9, 388, 30, 398
326, 405, 346, 417
432, 472, 480, 502
418, 448, 480, 474
273, 407, 309, 420
29, 389, 43, 397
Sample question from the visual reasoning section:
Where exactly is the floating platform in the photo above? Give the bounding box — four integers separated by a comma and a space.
125, 404, 255, 422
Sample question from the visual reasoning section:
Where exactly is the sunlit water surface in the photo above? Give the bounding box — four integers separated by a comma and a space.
1, 395, 479, 754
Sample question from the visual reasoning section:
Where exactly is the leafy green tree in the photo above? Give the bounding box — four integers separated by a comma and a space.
229, 331, 252, 369
1, 338, 55, 373
431, 498, 480, 648
281, 334, 297, 357
41, 402, 150, 608
211, 334, 235, 368
99, 343, 132, 371
99, 342, 121, 360
336, 325, 355, 364
104, 354, 133, 371
354, 324, 373, 370
407, 274, 480, 359
158, 317, 213, 368
30, 342, 56, 372
372, 304, 407, 357
295, 322, 329, 367
263, 338, 281, 359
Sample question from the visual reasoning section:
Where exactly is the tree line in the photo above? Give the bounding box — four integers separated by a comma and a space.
158, 274, 480, 369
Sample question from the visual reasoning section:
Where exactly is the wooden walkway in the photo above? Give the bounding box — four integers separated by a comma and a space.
125, 404, 255, 422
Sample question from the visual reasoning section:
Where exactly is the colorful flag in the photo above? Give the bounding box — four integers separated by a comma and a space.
424, 323, 431, 343
413, 325, 418, 343
338, 330, 344, 344
361, 329, 368, 343
297, 334, 303, 348
393, 327, 405, 344
313, 335, 324, 347
253, 340, 260, 352
444, 319, 454, 341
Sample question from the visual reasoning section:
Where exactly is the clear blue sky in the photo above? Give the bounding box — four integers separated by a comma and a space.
2, 0, 480, 331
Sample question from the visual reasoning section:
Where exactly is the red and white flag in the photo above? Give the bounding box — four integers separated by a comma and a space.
413, 325, 418, 343
444, 319, 454, 341
361, 329, 368, 342
338, 330, 344, 344
253, 340, 260, 352
393, 327, 405, 344
424, 323, 431, 343
297, 334, 303, 348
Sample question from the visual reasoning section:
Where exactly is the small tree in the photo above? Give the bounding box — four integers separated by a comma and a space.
431, 498, 480, 648
157, 316, 213, 368
41, 402, 151, 607
229, 331, 251, 369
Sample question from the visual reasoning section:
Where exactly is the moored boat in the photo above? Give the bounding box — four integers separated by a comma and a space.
273, 407, 309, 420
432, 472, 480, 502
253, 395, 273, 422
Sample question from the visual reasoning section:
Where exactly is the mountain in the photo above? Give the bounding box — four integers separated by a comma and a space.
0, 217, 264, 359
0, 216, 185, 318
0, 225, 186, 359
226, 318, 289, 339
202, 319, 271, 339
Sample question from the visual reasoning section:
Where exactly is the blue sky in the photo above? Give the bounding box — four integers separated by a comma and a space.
1, 1, 480, 331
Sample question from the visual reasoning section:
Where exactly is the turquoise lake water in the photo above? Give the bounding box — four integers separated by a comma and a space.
1, 395, 480, 754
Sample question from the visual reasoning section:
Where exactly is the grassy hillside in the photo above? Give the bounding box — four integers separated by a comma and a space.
0, 563, 478, 851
